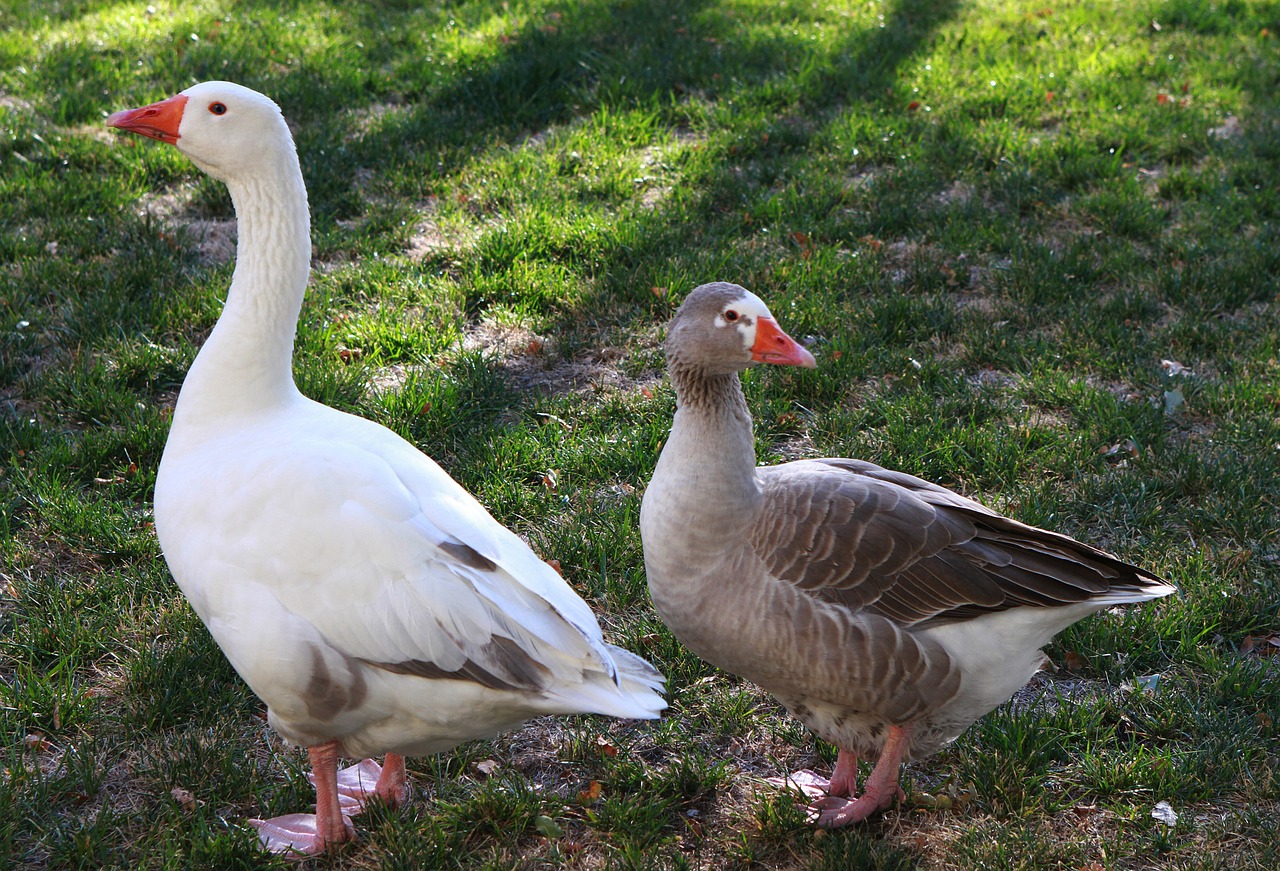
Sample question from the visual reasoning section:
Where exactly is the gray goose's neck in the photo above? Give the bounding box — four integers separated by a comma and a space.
652, 353, 761, 534
175, 147, 311, 425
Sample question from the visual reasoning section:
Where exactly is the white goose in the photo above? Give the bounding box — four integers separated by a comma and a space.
108, 82, 665, 855
640, 282, 1174, 827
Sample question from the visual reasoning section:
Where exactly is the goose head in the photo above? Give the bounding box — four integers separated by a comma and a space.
667, 282, 817, 375
108, 81, 293, 182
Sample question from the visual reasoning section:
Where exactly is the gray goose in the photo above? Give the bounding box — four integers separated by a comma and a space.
640, 282, 1175, 827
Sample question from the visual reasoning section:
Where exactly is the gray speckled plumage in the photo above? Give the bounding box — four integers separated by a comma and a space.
641, 283, 1176, 774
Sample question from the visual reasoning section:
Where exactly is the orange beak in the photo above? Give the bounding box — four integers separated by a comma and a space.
107, 93, 188, 145
750, 316, 817, 368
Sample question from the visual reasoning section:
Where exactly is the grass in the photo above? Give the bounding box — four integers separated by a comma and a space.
2, 0, 1279, 867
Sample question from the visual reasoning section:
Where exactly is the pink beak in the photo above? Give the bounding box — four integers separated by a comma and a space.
750, 316, 817, 368
107, 93, 188, 145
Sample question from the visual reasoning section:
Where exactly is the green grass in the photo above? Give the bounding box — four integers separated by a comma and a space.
3, 0, 1279, 867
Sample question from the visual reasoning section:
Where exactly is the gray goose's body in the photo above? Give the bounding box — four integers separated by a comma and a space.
640, 282, 1175, 827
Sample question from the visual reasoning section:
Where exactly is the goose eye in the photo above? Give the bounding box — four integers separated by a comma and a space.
209, 102, 227, 115
724, 309, 739, 322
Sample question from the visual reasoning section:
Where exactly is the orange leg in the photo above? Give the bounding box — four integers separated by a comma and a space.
248, 740, 355, 855
309, 742, 356, 845
374, 752, 409, 808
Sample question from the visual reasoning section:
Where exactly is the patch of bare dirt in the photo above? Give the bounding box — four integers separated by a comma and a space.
133, 183, 237, 266
345, 101, 410, 137
463, 319, 663, 399
405, 195, 494, 262
933, 180, 975, 208
636, 129, 704, 211
1006, 672, 1110, 716
768, 433, 817, 463
967, 368, 1020, 391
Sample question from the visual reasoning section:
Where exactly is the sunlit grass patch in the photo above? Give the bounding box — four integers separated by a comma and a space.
2, 0, 1278, 868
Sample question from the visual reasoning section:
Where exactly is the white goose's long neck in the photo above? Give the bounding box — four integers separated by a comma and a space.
176, 147, 310, 424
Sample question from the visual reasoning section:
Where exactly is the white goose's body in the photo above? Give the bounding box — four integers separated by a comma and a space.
641, 282, 1175, 827
111, 82, 663, 854
157, 398, 654, 757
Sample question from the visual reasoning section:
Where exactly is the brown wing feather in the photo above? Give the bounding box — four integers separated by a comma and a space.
751, 459, 1166, 628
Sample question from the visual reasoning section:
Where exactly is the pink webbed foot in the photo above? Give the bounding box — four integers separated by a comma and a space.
770, 747, 859, 802
805, 782, 906, 828
775, 727, 913, 829
250, 741, 364, 855
247, 812, 355, 856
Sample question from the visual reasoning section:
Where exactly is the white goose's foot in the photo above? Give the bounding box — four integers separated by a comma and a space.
247, 811, 354, 856
767, 768, 833, 800
311, 758, 382, 815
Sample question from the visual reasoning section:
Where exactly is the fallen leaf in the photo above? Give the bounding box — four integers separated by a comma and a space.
1123, 673, 1163, 695
1064, 650, 1088, 672
475, 758, 500, 777
595, 735, 618, 757
23, 733, 50, 752
578, 779, 603, 804
1151, 800, 1178, 826
651, 286, 668, 299
1156, 93, 1171, 105
170, 787, 201, 812
1160, 358, 1192, 377
524, 338, 544, 355
337, 347, 362, 364
1241, 633, 1280, 655
1045, 90, 1055, 101
1101, 438, 1140, 464
1071, 804, 1098, 817
907, 100, 921, 111
544, 559, 562, 575
541, 470, 558, 490
639, 386, 654, 399
859, 234, 883, 251
536, 412, 571, 430
534, 814, 564, 839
